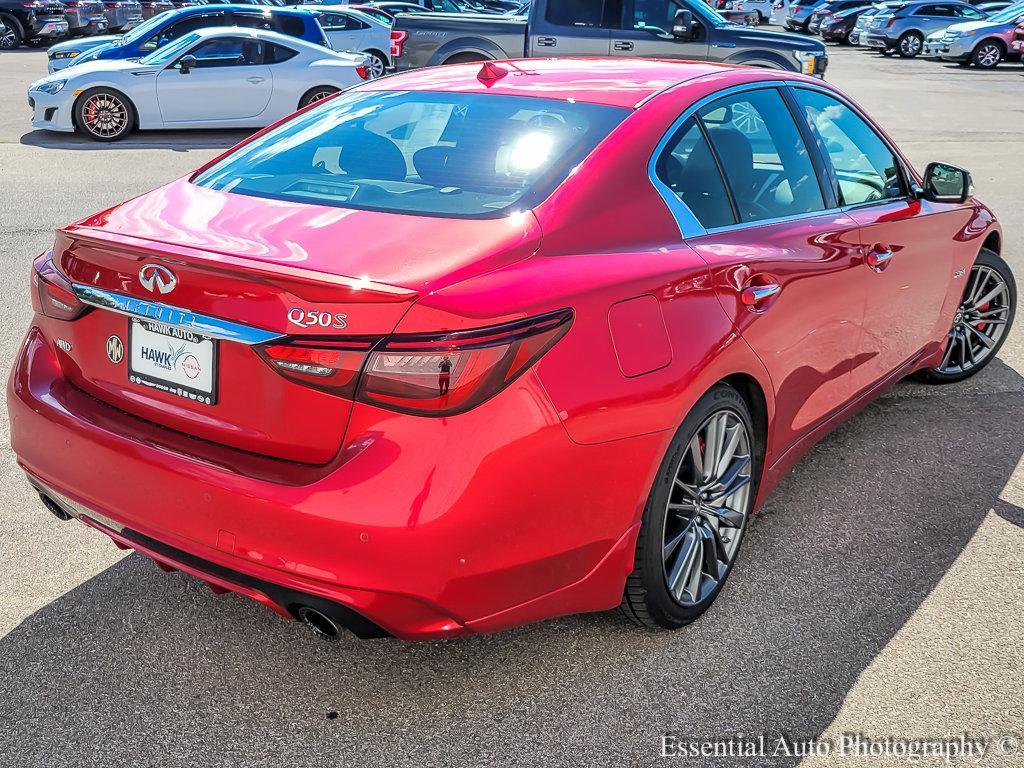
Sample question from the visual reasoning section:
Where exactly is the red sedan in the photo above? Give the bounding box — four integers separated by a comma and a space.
10, 59, 1015, 641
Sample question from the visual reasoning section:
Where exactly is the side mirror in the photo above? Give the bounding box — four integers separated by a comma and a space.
178, 54, 197, 74
922, 161, 972, 204
673, 9, 694, 39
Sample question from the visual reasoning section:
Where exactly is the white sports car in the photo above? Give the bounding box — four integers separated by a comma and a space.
28, 27, 370, 142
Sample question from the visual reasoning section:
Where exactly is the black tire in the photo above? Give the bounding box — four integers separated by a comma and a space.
73, 87, 135, 142
971, 39, 1005, 69
897, 31, 923, 58
621, 383, 760, 630
364, 49, 388, 79
881, 48, 895, 57
917, 248, 1016, 384
0, 16, 22, 50
298, 86, 339, 110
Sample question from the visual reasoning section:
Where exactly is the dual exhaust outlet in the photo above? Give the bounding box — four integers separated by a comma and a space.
36, 489, 373, 643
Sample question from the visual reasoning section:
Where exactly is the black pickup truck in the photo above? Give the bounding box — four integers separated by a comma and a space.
392, 0, 828, 75
0, 0, 69, 49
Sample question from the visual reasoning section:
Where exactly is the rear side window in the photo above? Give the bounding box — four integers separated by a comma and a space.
702, 89, 824, 224
656, 88, 826, 228
266, 42, 298, 63
793, 88, 904, 206
916, 4, 957, 15
192, 91, 628, 218
656, 119, 735, 230
274, 14, 308, 37
546, 0, 620, 27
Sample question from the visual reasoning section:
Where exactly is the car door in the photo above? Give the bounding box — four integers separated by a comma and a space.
527, 0, 615, 55
654, 86, 865, 455
156, 36, 273, 123
609, 0, 711, 59
789, 86, 957, 394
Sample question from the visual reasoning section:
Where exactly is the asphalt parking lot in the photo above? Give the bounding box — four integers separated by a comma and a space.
1, 46, 1023, 767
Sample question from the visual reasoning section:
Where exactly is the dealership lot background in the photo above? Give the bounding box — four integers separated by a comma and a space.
1, 46, 1023, 767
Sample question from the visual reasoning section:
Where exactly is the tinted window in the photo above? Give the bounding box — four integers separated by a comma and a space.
546, 0, 618, 27
266, 42, 298, 62
698, 89, 825, 224
916, 4, 957, 15
188, 38, 264, 67
231, 13, 272, 29
957, 5, 984, 17
320, 13, 365, 30
193, 91, 628, 218
274, 14, 307, 35
794, 88, 904, 206
629, 0, 694, 33
142, 13, 225, 51
656, 119, 735, 229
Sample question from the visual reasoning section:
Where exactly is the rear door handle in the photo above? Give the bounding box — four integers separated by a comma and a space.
536, 36, 556, 47
246, 76, 266, 84
866, 249, 894, 270
741, 283, 782, 308
613, 40, 634, 51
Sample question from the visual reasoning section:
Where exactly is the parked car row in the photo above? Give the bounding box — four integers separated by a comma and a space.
45, 4, 395, 73
0, 0, 314, 47
782, 0, 1024, 67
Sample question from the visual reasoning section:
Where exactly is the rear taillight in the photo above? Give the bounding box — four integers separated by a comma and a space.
32, 253, 89, 322
390, 30, 408, 59
357, 310, 572, 417
255, 339, 373, 398
886, 17, 896, 28
356, 64, 369, 80
255, 310, 572, 416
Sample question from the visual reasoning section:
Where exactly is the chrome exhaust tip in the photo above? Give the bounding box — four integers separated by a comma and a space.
297, 606, 342, 642
39, 492, 73, 521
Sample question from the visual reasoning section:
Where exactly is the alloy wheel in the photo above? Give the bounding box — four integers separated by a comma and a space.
900, 34, 922, 56
662, 409, 752, 607
366, 54, 386, 79
0, 27, 17, 49
82, 93, 128, 138
975, 43, 1002, 68
307, 89, 335, 105
937, 264, 1011, 375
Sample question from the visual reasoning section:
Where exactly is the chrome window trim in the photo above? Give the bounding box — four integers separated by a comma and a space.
72, 284, 282, 346
649, 80, 918, 241
649, 82, 840, 240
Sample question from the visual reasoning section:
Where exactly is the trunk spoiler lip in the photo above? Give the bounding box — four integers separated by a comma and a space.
58, 224, 421, 304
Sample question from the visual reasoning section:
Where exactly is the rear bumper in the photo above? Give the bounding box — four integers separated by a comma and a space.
864, 32, 895, 49
9, 324, 660, 639
29, 18, 70, 38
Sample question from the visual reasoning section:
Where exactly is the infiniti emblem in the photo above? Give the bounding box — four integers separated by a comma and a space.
106, 335, 124, 364
138, 263, 177, 295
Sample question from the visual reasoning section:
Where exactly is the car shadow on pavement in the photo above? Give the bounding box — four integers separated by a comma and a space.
21, 128, 251, 152
0, 362, 1022, 767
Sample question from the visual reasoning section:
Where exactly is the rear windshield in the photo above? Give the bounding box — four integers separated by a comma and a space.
191, 90, 629, 218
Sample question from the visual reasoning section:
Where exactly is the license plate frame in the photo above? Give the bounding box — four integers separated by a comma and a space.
128, 318, 219, 406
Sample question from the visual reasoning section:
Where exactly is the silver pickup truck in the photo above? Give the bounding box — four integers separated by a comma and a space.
393, 0, 828, 76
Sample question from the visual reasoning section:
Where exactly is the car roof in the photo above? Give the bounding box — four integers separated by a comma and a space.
172, 4, 315, 17
370, 58, 792, 110
182, 25, 318, 45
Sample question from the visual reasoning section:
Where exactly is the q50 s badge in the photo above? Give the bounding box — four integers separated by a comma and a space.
288, 308, 348, 330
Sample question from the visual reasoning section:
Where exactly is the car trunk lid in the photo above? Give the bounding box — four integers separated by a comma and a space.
50, 180, 541, 463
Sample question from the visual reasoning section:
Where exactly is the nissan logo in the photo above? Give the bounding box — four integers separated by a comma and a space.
138, 263, 177, 295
